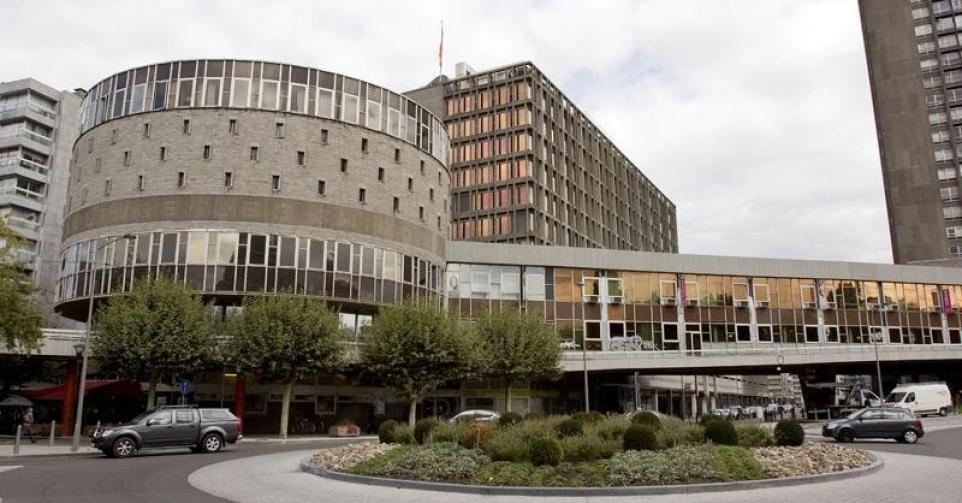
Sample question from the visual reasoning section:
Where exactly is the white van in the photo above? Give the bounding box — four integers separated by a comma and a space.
885, 383, 953, 416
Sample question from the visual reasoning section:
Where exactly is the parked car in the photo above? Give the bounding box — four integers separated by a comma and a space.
885, 383, 953, 417
728, 405, 746, 420
92, 405, 240, 458
822, 407, 923, 444
447, 409, 500, 424
709, 408, 731, 419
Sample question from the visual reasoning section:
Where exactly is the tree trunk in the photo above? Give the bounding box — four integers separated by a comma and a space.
504, 382, 513, 413
279, 379, 294, 440
146, 379, 157, 409
408, 396, 418, 427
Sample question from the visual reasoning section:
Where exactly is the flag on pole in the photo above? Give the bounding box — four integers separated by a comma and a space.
438, 20, 444, 76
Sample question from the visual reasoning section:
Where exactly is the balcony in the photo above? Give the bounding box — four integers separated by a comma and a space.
3, 215, 41, 241
0, 156, 50, 181
0, 185, 45, 212
0, 129, 53, 153
0, 101, 58, 124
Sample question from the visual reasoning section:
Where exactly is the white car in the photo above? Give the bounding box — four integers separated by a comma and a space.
448, 409, 500, 424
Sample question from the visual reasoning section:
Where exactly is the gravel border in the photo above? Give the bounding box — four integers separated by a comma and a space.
300, 452, 882, 497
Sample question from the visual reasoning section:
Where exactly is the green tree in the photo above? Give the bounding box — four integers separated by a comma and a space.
92, 275, 215, 408
0, 220, 43, 352
474, 308, 562, 412
227, 295, 345, 439
362, 303, 475, 427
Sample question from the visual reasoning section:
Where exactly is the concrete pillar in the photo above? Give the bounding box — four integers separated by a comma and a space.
653, 390, 659, 412
60, 358, 79, 437
232, 376, 247, 434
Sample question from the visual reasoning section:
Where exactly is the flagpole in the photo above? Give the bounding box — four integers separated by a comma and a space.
438, 20, 444, 77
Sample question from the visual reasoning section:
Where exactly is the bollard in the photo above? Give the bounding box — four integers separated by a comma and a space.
14, 425, 22, 455
50, 420, 57, 446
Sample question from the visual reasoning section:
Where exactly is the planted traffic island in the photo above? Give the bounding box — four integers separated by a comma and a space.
302, 413, 879, 495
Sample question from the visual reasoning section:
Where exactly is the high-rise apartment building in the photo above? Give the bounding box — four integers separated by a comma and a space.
860, 0, 962, 265
0, 78, 83, 312
406, 62, 677, 252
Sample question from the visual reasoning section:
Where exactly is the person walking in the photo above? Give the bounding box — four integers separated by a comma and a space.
20, 407, 36, 444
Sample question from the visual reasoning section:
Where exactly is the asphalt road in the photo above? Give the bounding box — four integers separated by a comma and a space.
0, 439, 360, 503
838, 424, 962, 460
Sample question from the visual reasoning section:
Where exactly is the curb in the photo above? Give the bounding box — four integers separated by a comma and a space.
301, 453, 883, 497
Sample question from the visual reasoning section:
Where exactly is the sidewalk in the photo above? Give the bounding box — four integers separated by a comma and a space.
0, 439, 99, 457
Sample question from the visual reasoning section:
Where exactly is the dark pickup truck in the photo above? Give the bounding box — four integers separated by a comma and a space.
92, 405, 240, 458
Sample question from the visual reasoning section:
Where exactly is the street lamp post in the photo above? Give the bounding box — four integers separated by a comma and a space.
872, 331, 885, 404
576, 281, 589, 413
71, 234, 135, 453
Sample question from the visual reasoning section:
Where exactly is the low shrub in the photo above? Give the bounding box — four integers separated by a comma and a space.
571, 411, 604, 425
391, 425, 416, 445
713, 445, 766, 481
529, 437, 564, 466
704, 419, 738, 446
378, 419, 399, 444
459, 423, 493, 449
414, 418, 441, 445
523, 412, 546, 421
587, 416, 628, 441
558, 435, 602, 462
432, 422, 468, 443
608, 446, 718, 486
334, 417, 355, 426
350, 442, 490, 482
471, 461, 609, 487
498, 412, 523, 428
773, 419, 805, 447
698, 414, 724, 427
736, 424, 774, 447
657, 422, 705, 449
630, 411, 662, 430
482, 427, 531, 462
623, 424, 658, 451
555, 418, 584, 437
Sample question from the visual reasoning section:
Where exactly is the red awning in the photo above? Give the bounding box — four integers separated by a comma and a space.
26, 380, 141, 401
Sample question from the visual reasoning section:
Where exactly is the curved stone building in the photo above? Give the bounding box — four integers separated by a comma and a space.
55, 59, 450, 331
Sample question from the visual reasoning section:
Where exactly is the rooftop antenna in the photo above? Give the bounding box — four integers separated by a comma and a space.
438, 20, 444, 77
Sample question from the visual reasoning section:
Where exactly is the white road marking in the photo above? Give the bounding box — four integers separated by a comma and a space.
0, 465, 22, 474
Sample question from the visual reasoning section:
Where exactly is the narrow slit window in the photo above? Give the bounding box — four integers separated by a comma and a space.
177, 171, 186, 188
407, 177, 413, 191
317, 180, 326, 195
229, 119, 238, 135
321, 128, 329, 144
358, 187, 366, 203
159, 146, 167, 161
271, 175, 281, 191
250, 146, 259, 161
340, 158, 348, 173
182, 119, 191, 135
137, 174, 145, 191
224, 171, 233, 188
296, 151, 305, 166
123, 151, 131, 167
394, 148, 401, 163
143, 123, 151, 138
378, 167, 384, 181
393, 197, 399, 212
274, 122, 285, 137
203, 145, 211, 160
361, 138, 368, 153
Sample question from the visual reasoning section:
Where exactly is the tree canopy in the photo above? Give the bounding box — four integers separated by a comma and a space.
92, 275, 216, 408
0, 220, 42, 352
226, 295, 345, 438
361, 302, 476, 426
474, 308, 562, 412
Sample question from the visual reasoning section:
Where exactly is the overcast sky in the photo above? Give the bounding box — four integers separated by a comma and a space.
1, 0, 889, 263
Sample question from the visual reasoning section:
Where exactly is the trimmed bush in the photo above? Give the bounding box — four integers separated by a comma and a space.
736, 424, 774, 447
587, 416, 628, 441
555, 418, 584, 437
482, 427, 530, 462
630, 411, 662, 430
414, 418, 441, 445
391, 425, 416, 445
378, 419, 399, 444
704, 419, 738, 446
698, 414, 724, 427
350, 442, 490, 481
657, 422, 705, 449
623, 424, 658, 451
459, 423, 493, 449
773, 419, 805, 446
559, 435, 603, 462
523, 412, 546, 421
498, 412, 523, 428
529, 437, 564, 466
713, 446, 766, 481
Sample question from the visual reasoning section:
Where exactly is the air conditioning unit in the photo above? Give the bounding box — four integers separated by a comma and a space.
583, 295, 599, 304
802, 301, 817, 310
883, 303, 898, 312
734, 300, 749, 308
686, 299, 700, 307
609, 296, 624, 304
928, 306, 942, 313
661, 298, 677, 306
756, 301, 770, 308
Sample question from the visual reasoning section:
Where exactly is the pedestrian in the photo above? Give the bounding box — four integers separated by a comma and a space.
21, 407, 36, 444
